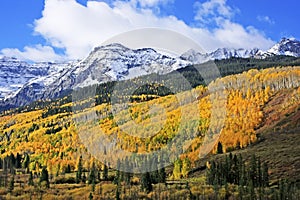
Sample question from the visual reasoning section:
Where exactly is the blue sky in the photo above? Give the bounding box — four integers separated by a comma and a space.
0, 0, 299, 62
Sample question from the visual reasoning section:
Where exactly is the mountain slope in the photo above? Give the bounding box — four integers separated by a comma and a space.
1, 38, 300, 109
0, 57, 75, 101
1, 44, 191, 108
265, 37, 300, 57
0, 66, 299, 200
0, 57, 50, 100
52, 43, 190, 91
190, 88, 300, 184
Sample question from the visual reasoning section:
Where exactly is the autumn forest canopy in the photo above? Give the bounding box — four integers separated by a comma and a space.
0, 56, 299, 199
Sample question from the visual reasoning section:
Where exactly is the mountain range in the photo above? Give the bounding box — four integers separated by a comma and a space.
0, 37, 300, 109
180, 37, 300, 62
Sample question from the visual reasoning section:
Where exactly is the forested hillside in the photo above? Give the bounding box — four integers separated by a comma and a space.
0, 65, 299, 199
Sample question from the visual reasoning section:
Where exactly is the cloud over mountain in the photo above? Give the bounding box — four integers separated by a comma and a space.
1, 0, 275, 61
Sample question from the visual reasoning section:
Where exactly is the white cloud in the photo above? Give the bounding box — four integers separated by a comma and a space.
257, 15, 275, 25
194, 0, 237, 24
134, 0, 173, 8
1, 0, 275, 61
213, 20, 272, 49
1, 45, 64, 62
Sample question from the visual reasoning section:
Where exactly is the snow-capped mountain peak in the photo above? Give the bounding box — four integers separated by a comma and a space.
180, 47, 259, 63
181, 38, 300, 62
70, 43, 191, 87
267, 37, 300, 57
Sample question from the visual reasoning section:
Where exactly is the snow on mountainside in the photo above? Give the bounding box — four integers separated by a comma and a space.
180, 48, 260, 63
180, 38, 300, 62
73, 43, 189, 84
0, 43, 191, 108
256, 38, 300, 58
0, 57, 74, 101
1, 38, 300, 109
41, 43, 191, 99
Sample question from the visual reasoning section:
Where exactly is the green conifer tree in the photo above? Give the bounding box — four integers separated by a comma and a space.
76, 155, 83, 183
39, 166, 50, 188
141, 172, 152, 193
28, 171, 34, 186
8, 175, 14, 193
